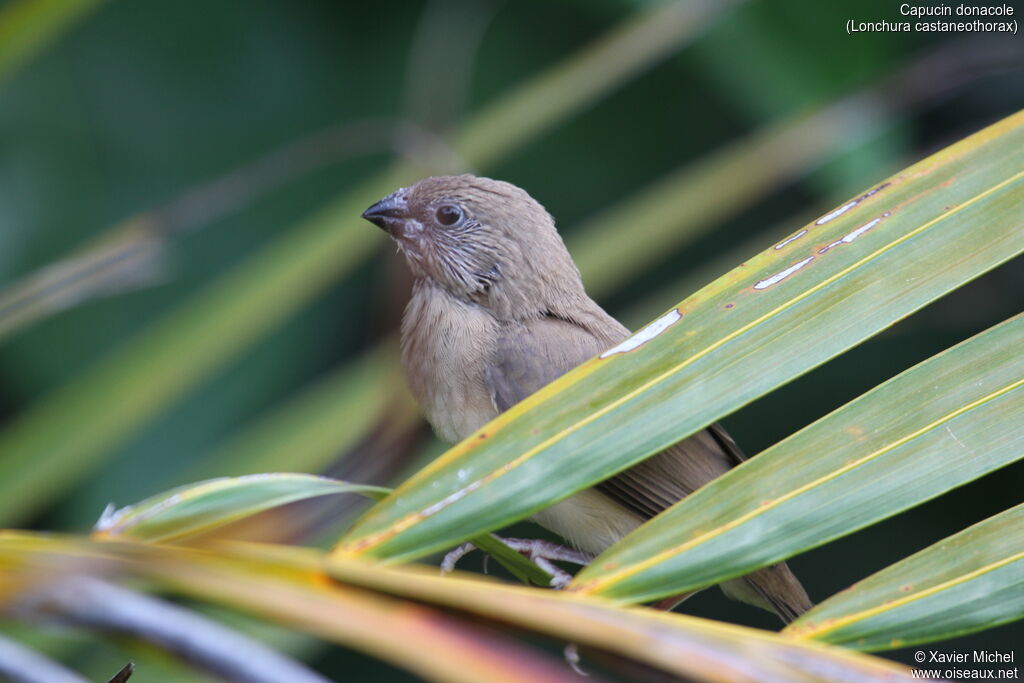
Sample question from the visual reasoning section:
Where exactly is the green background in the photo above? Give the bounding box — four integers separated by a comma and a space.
1, 0, 1021, 679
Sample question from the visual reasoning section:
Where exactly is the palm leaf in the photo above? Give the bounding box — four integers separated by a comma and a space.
0, 533, 915, 683
91, 473, 390, 543
90, 473, 554, 586
784, 503, 1024, 651
571, 313, 1023, 603
0, 534, 576, 683
0, 0, 106, 84
335, 110, 1024, 562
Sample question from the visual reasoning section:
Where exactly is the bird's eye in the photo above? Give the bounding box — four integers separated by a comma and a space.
435, 205, 463, 226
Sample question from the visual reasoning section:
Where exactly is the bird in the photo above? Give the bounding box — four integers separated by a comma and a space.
361, 174, 812, 623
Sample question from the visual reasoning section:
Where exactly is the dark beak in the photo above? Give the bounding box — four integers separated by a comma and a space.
361, 189, 410, 237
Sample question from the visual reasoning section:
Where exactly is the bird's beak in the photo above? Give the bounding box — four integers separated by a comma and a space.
361, 189, 411, 238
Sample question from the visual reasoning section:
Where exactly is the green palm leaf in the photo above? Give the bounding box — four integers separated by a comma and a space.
91, 473, 554, 585
91, 473, 390, 543
336, 110, 1024, 563
0, 0, 106, 84
571, 313, 1023, 602
785, 503, 1024, 651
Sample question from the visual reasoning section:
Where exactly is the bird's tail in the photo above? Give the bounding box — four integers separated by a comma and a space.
721, 562, 813, 624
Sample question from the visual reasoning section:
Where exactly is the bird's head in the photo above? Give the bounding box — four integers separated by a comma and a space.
361, 174, 585, 320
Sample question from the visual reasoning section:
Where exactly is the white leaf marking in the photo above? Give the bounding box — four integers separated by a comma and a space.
753, 256, 815, 290
600, 309, 682, 358
774, 229, 808, 250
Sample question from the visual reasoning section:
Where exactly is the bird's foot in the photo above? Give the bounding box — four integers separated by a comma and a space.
439, 542, 477, 574
440, 537, 592, 588
499, 538, 591, 588
440, 539, 593, 675
563, 643, 588, 676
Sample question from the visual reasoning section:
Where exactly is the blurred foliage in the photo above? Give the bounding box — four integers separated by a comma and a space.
0, 0, 1022, 680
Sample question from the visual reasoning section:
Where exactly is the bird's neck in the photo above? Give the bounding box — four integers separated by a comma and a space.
400, 279, 501, 442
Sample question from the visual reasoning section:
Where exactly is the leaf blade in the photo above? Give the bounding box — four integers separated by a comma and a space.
90, 473, 555, 586
0, 534, 916, 683
784, 503, 1024, 651
570, 313, 1024, 602
0, 0, 106, 84
91, 473, 390, 543
336, 111, 1024, 563
0, 534, 577, 683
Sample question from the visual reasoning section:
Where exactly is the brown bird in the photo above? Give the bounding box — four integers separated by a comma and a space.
362, 174, 812, 623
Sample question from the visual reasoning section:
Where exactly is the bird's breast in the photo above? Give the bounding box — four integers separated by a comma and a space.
401, 284, 501, 443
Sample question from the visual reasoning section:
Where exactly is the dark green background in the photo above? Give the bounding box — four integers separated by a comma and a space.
1, 0, 1021, 680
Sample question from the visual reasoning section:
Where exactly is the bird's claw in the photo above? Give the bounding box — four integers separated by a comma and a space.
440, 537, 592, 588
440, 542, 477, 574
439, 538, 592, 674
563, 643, 589, 677
498, 538, 591, 588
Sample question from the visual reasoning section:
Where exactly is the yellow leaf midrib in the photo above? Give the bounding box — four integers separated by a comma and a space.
573, 371, 1023, 594
788, 550, 1024, 641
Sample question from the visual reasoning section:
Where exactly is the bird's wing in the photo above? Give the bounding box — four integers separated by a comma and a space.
485, 314, 607, 414
484, 313, 740, 521
485, 313, 812, 623
593, 427, 742, 519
